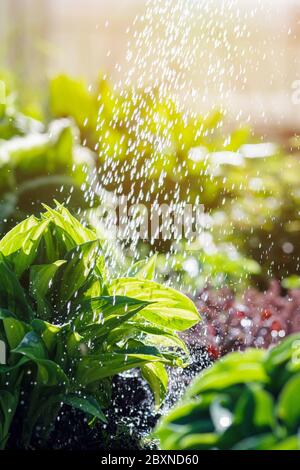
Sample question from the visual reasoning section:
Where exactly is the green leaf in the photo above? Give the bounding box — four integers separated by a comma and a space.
178, 433, 219, 450
270, 436, 300, 450
3, 317, 31, 350
54, 240, 103, 308
31, 319, 61, 354
12, 331, 68, 386
126, 254, 157, 280
30, 260, 66, 319
12, 330, 47, 360
131, 323, 189, 355
282, 275, 300, 290
42, 203, 96, 246
265, 333, 300, 371
232, 434, 278, 450
229, 384, 275, 443
110, 278, 200, 331
0, 216, 50, 277
50, 75, 97, 129
0, 390, 19, 449
66, 330, 83, 357
155, 397, 216, 450
187, 349, 267, 397
141, 362, 168, 408
75, 295, 150, 341
277, 373, 300, 431
63, 393, 107, 423
0, 255, 33, 322
76, 351, 166, 385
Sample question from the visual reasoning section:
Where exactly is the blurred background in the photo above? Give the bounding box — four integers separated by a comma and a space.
1, 0, 300, 290
1, 0, 300, 139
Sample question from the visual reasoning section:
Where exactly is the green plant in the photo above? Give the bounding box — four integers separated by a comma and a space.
155, 244, 260, 293
0, 83, 97, 234
50, 75, 300, 283
155, 333, 300, 450
0, 203, 200, 448
50, 75, 251, 211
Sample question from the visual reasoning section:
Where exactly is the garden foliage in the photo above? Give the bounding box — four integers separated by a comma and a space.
50, 75, 300, 283
0, 82, 97, 234
156, 333, 300, 450
0, 203, 199, 448
189, 282, 300, 358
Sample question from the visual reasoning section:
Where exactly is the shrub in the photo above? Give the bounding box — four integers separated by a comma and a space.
0, 203, 200, 448
155, 333, 300, 450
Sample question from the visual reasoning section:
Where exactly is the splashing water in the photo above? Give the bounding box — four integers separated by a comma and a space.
70, 0, 294, 438
81, 0, 272, 281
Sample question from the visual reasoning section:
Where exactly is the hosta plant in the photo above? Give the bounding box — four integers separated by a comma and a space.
156, 333, 300, 450
0, 203, 200, 448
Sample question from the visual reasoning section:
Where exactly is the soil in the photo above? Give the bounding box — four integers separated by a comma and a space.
5, 345, 211, 450
30, 346, 212, 450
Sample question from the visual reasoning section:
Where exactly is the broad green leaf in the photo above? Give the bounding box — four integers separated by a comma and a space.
42, 203, 96, 246
141, 362, 168, 407
107, 322, 188, 354
232, 434, 278, 450
12, 331, 47, 360
178, 433, 219, 450
43, 221, 76, 261
75, 295, 149, 327
124, 339, 185, 367
131, 323, 189, 355
187, 349, 267, 397
0, 308, 17, 321
50, 75, 97, 129
35, 358, 68, 386
31, 319, 61, 354
155, 397, 216, 450
77, 351, 166, 385
75, 295, 150, 341
0, 217, 49, 277
0, 255, 33, 322
277, 373, 300, 430
3, 317, 31, 350
110, 278, 200, 330
54, 240, 103, 307
265, 333, 300, 371
12, 331, 68, 386
66, 330, 84, 357
270, 436, 300, 450
63, 393, 107, 423
30, 260, 66, 319
0, 356, 30, 375
0, 390, 19, 449
233, 384, 275, 433
126, 254, 157, 280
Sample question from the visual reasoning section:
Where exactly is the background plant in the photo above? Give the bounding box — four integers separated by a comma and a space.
49, 74, 300, 285
185, 281, 300, 359
0, 81, 98, 235
0, 202, 199, 448
156, 333, 300, 450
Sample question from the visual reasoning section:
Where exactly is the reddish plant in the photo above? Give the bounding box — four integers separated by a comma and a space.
185, 281, 300, 358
